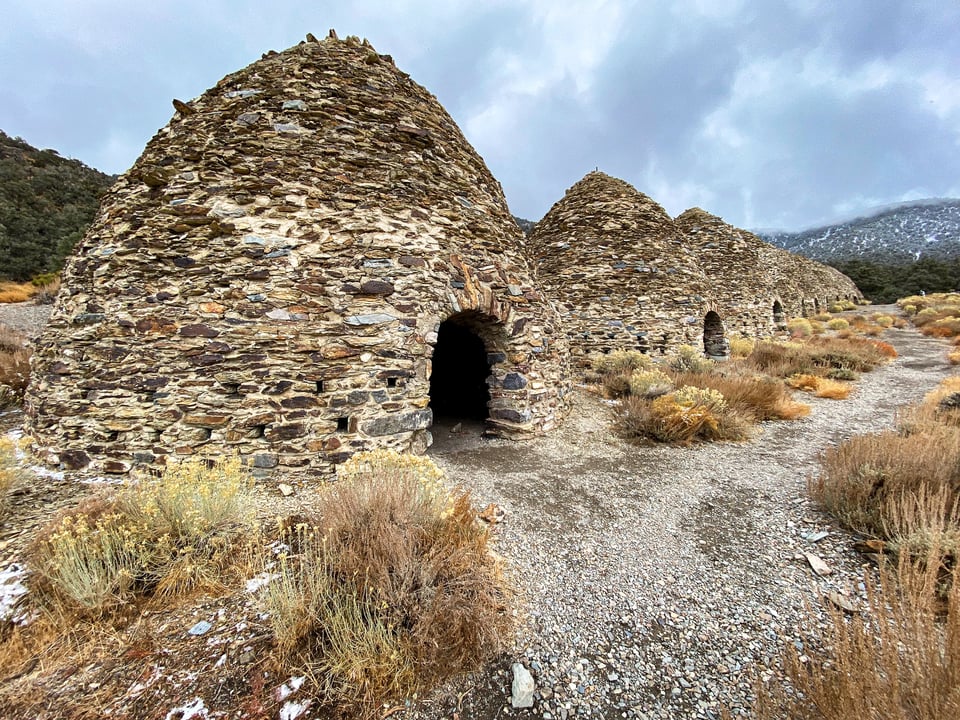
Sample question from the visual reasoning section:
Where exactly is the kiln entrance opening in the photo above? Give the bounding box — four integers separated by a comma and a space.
430, 314, 493, 421
703, 311, 729, 359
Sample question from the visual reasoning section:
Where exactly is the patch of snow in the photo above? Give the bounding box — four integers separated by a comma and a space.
279, 700, 310, 720
245, 572, 278, 593
164, 697, 208, 720
0, 562, 34, 625
276, 676, 306, 701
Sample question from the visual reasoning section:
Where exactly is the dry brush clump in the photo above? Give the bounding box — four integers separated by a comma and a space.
261, 450, 512, 718
753, 550, 960, 720
671, 368, 810, 421
29, 457, 255, 616
0, 437, 24, 522
0, 325, 30, 407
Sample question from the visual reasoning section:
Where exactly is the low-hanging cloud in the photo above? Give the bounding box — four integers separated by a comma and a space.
0, 0, 956, 230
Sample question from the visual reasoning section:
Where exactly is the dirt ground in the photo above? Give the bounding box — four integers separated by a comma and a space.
0, 305, 956, 719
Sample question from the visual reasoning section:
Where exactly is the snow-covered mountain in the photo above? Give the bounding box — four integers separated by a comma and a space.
757, 199, 960, 264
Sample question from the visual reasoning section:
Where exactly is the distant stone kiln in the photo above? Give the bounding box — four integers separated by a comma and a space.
25, 32, 569, 475
525, 172, 713, 362
527, 172, 864, 362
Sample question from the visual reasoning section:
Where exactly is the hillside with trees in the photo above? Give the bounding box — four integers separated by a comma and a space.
0, 130, 113, 281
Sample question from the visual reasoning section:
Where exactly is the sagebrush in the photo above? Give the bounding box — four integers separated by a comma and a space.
263, 450, 512, 718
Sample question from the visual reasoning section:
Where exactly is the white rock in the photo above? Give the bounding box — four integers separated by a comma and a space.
511, 662, 535, 708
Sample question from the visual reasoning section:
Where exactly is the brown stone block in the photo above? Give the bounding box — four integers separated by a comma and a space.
184, 414, 230, 427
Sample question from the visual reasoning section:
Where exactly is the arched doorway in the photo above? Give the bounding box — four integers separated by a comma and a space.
429, 312, 494, 422
703, 311, 729, 359
772, 300, 785, 328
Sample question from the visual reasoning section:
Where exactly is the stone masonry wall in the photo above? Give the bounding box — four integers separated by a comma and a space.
25, 32, 570, 476
526, 173, 711, 365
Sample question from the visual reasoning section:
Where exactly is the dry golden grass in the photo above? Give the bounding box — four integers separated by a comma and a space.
748, 337, 895, 380
0, 345, 31, 407
787, 317, 813, 337
673, 369, 810, 421
810, 425, 960, 554
729, 336, 755, 358
263, 450, 512, 718
949, 349, 960, 365
754, 550, 960, 720
788, 374, 852, 400
30, 457, 255, 616
827, 318, 849, 331
0, 438, 24, 522
0, 282, 34, 304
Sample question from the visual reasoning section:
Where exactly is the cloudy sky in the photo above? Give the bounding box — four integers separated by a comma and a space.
1, 0, 958, 230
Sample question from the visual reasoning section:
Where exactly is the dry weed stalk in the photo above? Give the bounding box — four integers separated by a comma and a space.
754, 550, 960, 719
263, 450, 512, 718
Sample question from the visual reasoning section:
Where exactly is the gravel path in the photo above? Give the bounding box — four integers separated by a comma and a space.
422, 319, 955, 720
0, 302, 52, 340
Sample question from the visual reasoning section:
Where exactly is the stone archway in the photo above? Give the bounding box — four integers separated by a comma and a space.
703, 311, 729, 359
772, 300, 785, 329
429, 311, 500, 422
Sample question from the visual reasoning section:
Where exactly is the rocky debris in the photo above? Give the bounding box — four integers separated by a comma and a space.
803, 552, 833, 577
511, 663, 535, 708
25, 34, 570, 478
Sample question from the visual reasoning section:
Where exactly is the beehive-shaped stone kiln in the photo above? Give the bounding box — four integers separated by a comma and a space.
26, 32, 569, 476
526, 172, 711, 362
756, 243, 862, 317
675, 207, 783, 337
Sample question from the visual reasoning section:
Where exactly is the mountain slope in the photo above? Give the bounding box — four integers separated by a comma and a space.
0, 130, 114, 281
758, 199, 960, 264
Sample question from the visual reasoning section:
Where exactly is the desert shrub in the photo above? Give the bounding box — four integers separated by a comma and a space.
810, 426, 960, 554
754, 550, 960, 720
950, 349, 960, 365
787, 317, 813, 338
666, 344, 713, 374
31, 276, 60, 305
902, 304, 918, 315
914, 308, 940, 326
628, 368, 673, 398
32, 457, 254, 614
827, 318, 850, 331
813, 312, 833, 322
729, 337, 754, 358
600, 371, 631, 398
810, 319, 826, 335
672, 370, 810, 421
921, 317, 960, 338
0, 437, 24, 522
592, 350, 652, 376
615, 386, 743, 443
0, 343, 31, 408
872, 314, 894, 328
263, 450, 511, 717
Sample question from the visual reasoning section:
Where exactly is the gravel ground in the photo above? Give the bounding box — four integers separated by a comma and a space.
0, 301, 52, 340
419, 319, 955, 720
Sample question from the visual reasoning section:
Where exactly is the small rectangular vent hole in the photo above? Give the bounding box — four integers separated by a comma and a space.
387, 377, 397, 388
337, 417, 350, 432
316, 380, 325, 393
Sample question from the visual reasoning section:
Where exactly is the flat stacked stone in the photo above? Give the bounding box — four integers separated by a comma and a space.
675, 207, 780, 337
756, 243, 862, 316
25, 32, 569, 476
526, 172, 710, 363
